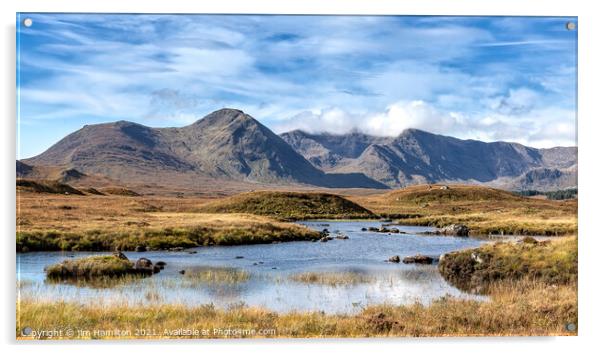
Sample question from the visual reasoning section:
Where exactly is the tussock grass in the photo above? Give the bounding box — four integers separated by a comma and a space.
45, 255, 133, 279
350, 184, 577, 235
184, 266, 251, 285
16, 278, 576, 339
198, 191, 376, 220
439, 236, 577, 293
289, 271, 374, 286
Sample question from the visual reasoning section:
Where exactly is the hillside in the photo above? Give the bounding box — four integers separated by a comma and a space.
23, 109, 385, 189
22, 108, 576, 191
16, 161, 116, 187
281, 129, 577, 190
198, 191, 376, 220
16, 179, 84, 195
350, 184, 577, 235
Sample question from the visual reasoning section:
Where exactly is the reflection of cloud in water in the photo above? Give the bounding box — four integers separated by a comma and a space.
17, 221, 490, 314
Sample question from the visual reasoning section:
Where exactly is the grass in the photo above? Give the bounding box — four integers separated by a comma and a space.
439, 236, 577, 293
184, 266, 251, 285
350, 184, 577, 235
16, 278, 576, 338
289, 271, 375, 286
16, 192, 321, 251
45, 255, 133, 279
17, 217, 320, 251
198, 191, 376, 221
100, 187, 141, 197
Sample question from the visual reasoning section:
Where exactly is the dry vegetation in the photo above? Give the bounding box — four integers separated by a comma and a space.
184, 266, 251, 285
17, 278, 576, 339
16, 191, 321, 251
15, 185, 578, 338
45, 255, 134, 279
350, 184, 577, 235
288, 271, 375, 286
439, 236, 577, 293
198, 191, 376, 220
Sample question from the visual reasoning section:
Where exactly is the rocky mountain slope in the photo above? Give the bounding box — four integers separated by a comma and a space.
281, 129, 577, 190
22, 109, 385, 189
21, 108, 576, 191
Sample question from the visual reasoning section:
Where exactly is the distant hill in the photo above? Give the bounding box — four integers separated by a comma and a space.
21, 108, 576, 191
382, 184, 523, 204
281, 129, 577, 190
22, 109, 386, 189
16, 179, 84, 195
198, 191, 376, 220
16, 161, 115, 187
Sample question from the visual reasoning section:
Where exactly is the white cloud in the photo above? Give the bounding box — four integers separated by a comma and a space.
273, 100, 576, 148
18, 14, 577, 157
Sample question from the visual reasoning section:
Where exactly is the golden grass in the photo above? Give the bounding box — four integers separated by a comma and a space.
16, 191, 321, 251
288, 271, 375, 286
349, 184, 577, 235
439, 236, 577, 293
198, 191, 376, 220
16, 278, 576, 339
184, 266, 251, 285
45, 255, 134, 279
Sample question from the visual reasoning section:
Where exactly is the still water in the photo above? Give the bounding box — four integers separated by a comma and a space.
17, 221, 489, 313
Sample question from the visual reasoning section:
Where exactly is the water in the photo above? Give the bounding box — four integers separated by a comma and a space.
17, 221, 489, 314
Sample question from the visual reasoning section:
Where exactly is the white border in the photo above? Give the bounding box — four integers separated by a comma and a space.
2, 1, 601, 352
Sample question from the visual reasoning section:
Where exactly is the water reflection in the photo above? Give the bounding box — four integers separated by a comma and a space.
17, 221, 489, 313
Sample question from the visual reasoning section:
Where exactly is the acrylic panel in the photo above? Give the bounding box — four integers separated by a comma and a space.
16, 14, 578, 339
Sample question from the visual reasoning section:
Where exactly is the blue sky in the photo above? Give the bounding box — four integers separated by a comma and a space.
17, 14, 577, 158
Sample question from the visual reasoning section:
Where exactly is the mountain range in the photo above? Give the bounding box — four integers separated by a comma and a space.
19, 108, 577, 191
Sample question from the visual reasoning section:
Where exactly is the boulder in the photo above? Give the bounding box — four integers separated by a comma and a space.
335, 235, 349, 240
131, 257, 154, 275
155, 261, 166, 269
402, 255, 434, 265
320, 236, 333, 242
361, 227, 368, 231
388, 255, 401, 263
135, 245, 147, 252
440, 224, 470, 237
152, 265, 161, 274
368, 227, 379, 232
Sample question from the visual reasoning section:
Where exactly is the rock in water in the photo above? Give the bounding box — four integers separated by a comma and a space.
440, 224, 470, 236
133, 258, 154, 275
402, 255, 434, 264
388, 255, 401, 263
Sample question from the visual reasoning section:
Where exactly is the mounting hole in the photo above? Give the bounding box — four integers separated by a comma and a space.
566, 22, 576, 31
23, 18, 33, 27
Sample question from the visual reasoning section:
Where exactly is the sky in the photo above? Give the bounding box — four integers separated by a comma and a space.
17, 14, 578, 158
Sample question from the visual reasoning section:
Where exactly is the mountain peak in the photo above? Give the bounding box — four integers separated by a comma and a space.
192, 108, 249, 126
